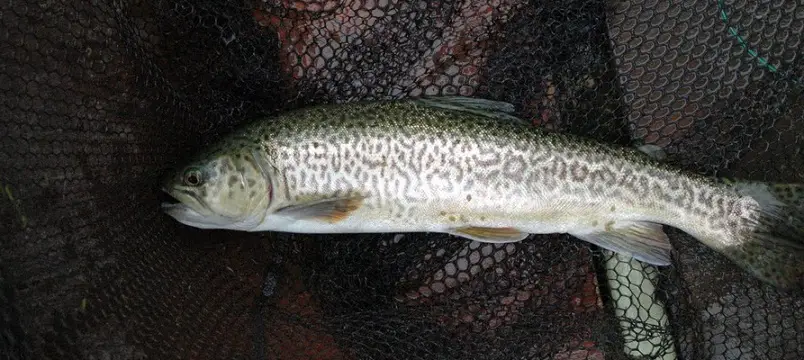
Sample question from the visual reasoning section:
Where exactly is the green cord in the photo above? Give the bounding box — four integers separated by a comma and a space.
717, 0, 801, 85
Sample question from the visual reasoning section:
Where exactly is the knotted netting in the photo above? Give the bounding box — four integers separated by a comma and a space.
2, 0, 803, 359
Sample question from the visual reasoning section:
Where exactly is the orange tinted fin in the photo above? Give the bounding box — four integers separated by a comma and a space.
275, 196, 365, 223
449, 226, 530, 243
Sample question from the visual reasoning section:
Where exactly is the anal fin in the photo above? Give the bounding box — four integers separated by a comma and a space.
449, 226, 530, 243
275, 196, 365, 223
571, 222, 673, 266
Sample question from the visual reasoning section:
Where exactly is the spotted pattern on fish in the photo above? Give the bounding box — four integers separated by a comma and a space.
208, 101, 734, 234
163, 98, 804, 290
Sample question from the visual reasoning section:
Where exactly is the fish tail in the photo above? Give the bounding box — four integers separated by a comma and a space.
717, 178, 804, 290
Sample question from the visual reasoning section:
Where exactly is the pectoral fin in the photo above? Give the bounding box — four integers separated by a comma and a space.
571, 222, 673, 266
449, 226, 530, 243
275, 196, 365, 223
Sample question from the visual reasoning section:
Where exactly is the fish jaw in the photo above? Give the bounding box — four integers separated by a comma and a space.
161, 201, 267, 231
160, 186, 266, 231
161, 201, 227, 229
159, 187, 234, 229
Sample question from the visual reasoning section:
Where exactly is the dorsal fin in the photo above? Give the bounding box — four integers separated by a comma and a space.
413, 96, 529, 126
636, 144, 667, 161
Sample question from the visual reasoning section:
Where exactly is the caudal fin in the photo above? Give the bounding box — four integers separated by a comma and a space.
720, 179, 804, 290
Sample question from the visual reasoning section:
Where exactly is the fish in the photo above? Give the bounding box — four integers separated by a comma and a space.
160, 96, 804, 290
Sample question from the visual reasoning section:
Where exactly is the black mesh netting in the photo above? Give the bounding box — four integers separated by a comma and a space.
2, 0, 804, 359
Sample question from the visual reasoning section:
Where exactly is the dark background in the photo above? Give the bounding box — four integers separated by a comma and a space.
2, 0, 803, 359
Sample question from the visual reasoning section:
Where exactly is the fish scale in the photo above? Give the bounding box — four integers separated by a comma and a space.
263, 100, 725, 232
162, 96, 804, 290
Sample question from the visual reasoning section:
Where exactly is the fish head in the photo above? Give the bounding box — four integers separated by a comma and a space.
161, 147, 272, 231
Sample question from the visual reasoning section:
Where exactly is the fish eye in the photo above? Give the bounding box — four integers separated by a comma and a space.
183, 168, 202, 186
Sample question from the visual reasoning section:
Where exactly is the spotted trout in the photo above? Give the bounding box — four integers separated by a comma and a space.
161, 96, 804, 289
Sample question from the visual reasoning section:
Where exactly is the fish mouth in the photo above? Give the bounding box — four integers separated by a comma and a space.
159, 188, 182, 207
159, 186, 211, 227
159, 186, 206, 215
159, 186, 242, 229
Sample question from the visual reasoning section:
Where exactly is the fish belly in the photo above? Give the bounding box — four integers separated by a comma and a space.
257, 107, 704, 241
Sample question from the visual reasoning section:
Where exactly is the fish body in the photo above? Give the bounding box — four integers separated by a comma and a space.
161, 97, 804, 289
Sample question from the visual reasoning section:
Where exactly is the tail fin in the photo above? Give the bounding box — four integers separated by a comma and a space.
720, 179, 804, 290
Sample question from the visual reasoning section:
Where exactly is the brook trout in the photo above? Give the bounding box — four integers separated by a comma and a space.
161, 97, 804, 289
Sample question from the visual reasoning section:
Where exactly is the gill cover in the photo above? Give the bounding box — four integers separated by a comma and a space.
162, 149, 273, 230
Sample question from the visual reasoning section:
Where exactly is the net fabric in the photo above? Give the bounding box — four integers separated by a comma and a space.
1, 0, 803, 360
